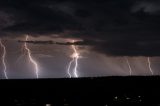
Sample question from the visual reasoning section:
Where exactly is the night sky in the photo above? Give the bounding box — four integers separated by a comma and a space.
0, 0, 160, 79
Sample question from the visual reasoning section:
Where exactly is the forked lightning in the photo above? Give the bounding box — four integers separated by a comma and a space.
67, 40, 80, 78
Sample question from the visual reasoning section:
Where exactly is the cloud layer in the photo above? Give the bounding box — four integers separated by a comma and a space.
1, 0, 160, 56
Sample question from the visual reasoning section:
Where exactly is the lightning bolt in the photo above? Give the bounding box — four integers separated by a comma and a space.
125, 57, 132, 75
24, 35, 39, 78
72, 45, 79, 77
0, 39, 8, 79
67, 40, 80, 78
67, 59, 74, 78
147, 57, 154, 75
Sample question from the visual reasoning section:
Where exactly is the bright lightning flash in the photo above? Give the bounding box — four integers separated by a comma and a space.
67, 40, 80, 78
147, 57, 153, 75
72, 45, 80, 77
24, 35, 39, 78
0, 39, 8, 79
67, 59, 74, 78
125, 57, 132, 75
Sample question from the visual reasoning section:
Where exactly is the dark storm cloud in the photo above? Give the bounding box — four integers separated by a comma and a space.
18, 39, 98, 45
1, 0, 160, 56
132, 1, 160, 14
0, 0, 83, 36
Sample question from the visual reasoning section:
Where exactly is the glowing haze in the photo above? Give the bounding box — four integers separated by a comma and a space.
0, 37, 158, 79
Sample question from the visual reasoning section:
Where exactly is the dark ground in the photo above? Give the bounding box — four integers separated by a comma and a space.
0, 76, 160, 106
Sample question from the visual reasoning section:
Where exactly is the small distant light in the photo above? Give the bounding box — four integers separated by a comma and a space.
114, 96, 118, 99
138, 96, 141, 98
126, 97, 130, 100
46, 104, 51, 106
64, 103, 69, 106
